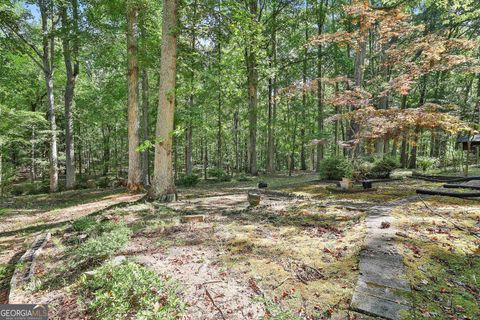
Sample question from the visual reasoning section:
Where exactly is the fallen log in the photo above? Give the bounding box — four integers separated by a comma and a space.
443, 183, 480, 190
411, 173, 480, 183
411, 176, 478, 183
416, 188, 480, 198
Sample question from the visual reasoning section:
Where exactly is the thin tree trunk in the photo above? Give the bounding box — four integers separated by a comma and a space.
141, 69, 150, 185
233, 110, 240, 172
266, 10, 277, 173
409, 75, 428, 168
78, 123, 82, 176
216, 43, 223, 169
300, 2, 308, 171
350, 19, 367, 157
102, 126, 110, 176
61, 0, 79, 190
400, 96, 408, 167
246, 0, 258, 175
185, 0, 196, 175
39, 0, 58, 193
31, 127, 36, 182
316, 0, 325, 171
204, 140, 208, 180
267, 74, 275, 173
149, 0, 178, 201
0, 153, 3, 197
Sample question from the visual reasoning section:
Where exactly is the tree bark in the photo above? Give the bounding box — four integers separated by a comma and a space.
39, 0, 58, 193
349, 13, 367, 158
0, 153, 3, 197
300, 3, 308, 171
233, 110, 240, 172
61, 0, 80, 190
217, 41, 223, 169
316, 0, 326, 171
266, 6, 277, 173
399, 95, 408, 167
30, 126, 36, 182
149, 0, 178, 201
127, 4, 142, 191
185, 0, 197, 175
246, 0, 258, 176
141, 69, 150, 185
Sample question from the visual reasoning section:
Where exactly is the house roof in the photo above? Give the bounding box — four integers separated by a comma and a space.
457, 134, 480, 143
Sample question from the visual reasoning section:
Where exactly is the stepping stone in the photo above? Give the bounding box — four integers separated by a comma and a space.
351, 291, 410, 320
355, 279, 409, 305
351, 199, 415, 320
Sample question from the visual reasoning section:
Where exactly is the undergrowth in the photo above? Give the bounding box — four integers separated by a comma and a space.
78, 260, 184, 320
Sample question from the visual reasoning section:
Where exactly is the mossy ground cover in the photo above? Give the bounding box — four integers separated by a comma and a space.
393, 199, 480, 319
2, 172, 478, 319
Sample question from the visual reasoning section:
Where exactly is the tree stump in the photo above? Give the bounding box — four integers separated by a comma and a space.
248, 193, 261, 206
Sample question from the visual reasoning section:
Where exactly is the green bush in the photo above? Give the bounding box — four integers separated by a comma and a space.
79, 260, 184, 320
72, 217, 98, 233
353, 161, 375, 180
417, 156, 437, 172
177, 174, 199, 187
370, 157, 399, 178
318, 157, 353, 180
74, 223, 131, 263
235, 174, 250, 182
207, 168, 231, 182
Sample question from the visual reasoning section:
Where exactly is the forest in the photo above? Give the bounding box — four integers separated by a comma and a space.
0, 0, 479, 319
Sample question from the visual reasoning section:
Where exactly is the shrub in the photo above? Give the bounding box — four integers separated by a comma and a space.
177, 174, 199, 187
318, 157, 353, 180
353, 161, 375, 180
79, 260, 184, 320
235, 174, 250, 182
97, 177, 110, 189
417, 156, 437, 172
74, 223, 132, 263
370, 157, 399, 178
207, 168, 231, 182
72, 217, 98, 233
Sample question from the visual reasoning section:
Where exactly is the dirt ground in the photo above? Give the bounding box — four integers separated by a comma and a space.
1, 174, 478, 319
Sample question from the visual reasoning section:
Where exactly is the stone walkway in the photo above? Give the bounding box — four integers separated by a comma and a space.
351, 197, 416, 320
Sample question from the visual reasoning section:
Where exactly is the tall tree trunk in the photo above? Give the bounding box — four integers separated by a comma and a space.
39, 0, 58, 193
61, 0, 79, 190
216, 40, 223, 169
0, 153, 3, 197
246, 0, 258, 175
476, 73, 480, 124
399, 95, 408, 167
78, 123, 82, 176
149, 0, 178, 201
300, 2, 308, 171
102, 126, 110, 176
409, 75, 428, 169
127, 4, 142, 191
185, 0, 196, 175
349, 9, 367, 158
141, 69, 150, 185
316, 0, 325, 171
31, 126, 36, 182
233, 110, 240, 172
375, 44, 390, 157
266, 7, 277, 173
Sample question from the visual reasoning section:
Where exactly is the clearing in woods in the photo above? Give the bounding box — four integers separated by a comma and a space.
0, 174, 478, 319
